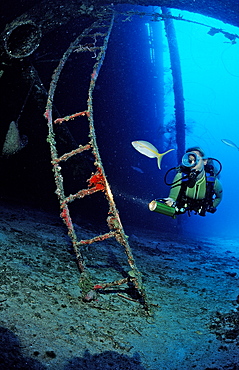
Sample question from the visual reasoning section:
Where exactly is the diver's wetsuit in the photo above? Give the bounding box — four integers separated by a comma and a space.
169, 172, 223, 211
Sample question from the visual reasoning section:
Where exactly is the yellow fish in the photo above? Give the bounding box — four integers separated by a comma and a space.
131, 140, 174, 169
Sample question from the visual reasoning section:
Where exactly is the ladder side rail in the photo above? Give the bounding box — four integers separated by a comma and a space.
86, 12, 148, 307
44, 23, 101, 271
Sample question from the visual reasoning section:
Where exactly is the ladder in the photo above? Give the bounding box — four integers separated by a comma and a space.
44, 12, 149, 313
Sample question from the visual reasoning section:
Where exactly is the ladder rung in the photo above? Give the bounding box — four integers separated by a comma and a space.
62, 186, 104, 205
54, 110, 89, 124
77, 231, 116, 246
52, 144, 91, 164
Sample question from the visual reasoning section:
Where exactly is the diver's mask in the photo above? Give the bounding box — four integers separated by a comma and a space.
181, 152, 201, 168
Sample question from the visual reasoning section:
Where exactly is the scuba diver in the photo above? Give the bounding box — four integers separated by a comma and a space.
149, 147, 223, 217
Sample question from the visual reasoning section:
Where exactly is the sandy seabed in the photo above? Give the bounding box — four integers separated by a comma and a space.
0, 201, 239, 370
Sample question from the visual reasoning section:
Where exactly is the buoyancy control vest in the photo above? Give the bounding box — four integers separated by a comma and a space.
165, 159, 222, 216
175, 171, 216, 216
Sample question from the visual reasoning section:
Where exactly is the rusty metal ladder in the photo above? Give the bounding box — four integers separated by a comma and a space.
44, 12, 149, 312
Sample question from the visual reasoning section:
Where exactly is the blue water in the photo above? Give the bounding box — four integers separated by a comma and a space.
93, 6, 239, 239
1, 4, 239, 370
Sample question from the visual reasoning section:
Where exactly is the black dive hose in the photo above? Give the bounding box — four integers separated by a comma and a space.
164, 157, 222, 187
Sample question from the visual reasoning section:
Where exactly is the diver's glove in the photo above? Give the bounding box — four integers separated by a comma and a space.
207, 206, 217, 214
163, 197, 176, 207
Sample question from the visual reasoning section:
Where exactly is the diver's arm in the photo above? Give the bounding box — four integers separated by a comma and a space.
165, 173, 182, 206
213, 179, 223, 208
